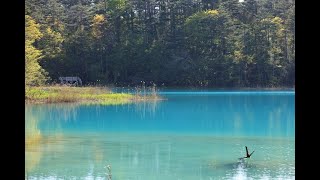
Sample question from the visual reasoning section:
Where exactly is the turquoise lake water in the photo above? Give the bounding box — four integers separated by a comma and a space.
25, 90, 295, 179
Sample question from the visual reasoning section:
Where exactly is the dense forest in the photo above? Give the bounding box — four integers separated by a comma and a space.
25, 0, 295, 87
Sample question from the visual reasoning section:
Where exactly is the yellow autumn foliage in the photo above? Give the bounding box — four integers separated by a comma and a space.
92, 14, 106, 39
205, 10, 219, 16
25, 15, 43, 45
25, 15, 47, 86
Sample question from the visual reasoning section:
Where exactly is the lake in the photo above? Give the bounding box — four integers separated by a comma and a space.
25, 90, 295, 179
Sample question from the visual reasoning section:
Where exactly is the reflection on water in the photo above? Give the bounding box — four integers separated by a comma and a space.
25, 133, 294, 179
25, 91, 294, 179
25, 106, 42, 174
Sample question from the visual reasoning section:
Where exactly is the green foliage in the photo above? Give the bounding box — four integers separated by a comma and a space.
25, 0, 295, 88
38, 27, 64, 58
25, 15, 48, 86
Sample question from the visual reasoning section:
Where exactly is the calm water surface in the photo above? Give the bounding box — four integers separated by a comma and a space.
25, 90, 295, 179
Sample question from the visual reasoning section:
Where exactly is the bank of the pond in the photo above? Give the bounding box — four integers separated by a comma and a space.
25, 86, 160, 105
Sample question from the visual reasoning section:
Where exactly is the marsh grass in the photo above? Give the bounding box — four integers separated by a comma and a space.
25, 85, 161, 105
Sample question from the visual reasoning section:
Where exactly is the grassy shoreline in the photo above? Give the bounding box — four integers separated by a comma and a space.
25, 85, 293, 105
25, 86, 161, 105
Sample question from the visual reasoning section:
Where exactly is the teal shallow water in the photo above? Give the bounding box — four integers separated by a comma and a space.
25, 91, 295, 179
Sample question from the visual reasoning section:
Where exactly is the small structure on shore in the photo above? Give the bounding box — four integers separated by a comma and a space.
59, 77, 82, 86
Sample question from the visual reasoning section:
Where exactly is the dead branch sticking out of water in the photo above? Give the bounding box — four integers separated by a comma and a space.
105, 164, 112, 180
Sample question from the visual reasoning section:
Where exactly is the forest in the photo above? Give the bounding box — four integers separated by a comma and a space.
25, 0, 295, 88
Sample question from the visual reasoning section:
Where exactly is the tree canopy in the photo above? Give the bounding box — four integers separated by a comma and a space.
25, 0, 295, 88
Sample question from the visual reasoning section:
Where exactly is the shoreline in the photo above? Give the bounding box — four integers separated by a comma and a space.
99, 84, 294, 91
25, 86, 162, 105
152, 86, 295, 90
112, 86, 295, 91
25, 85, 293, 105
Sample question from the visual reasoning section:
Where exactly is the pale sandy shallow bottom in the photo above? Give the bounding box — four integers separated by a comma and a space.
26, 132, 294, 180
26, 91, 294, 179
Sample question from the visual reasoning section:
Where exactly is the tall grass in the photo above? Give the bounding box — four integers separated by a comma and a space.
132, 82, 161, 101
25, 85, 161, 105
